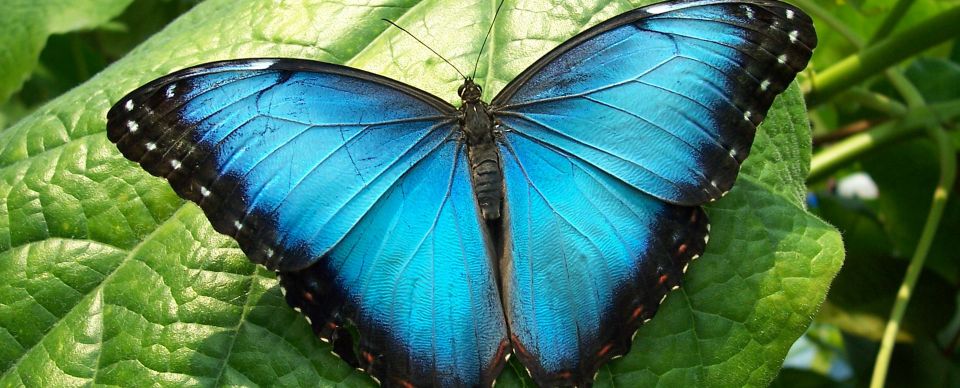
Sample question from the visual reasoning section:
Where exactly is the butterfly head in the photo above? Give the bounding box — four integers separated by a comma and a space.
458, 79, 483, 103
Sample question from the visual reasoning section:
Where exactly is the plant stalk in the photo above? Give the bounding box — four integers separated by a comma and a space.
869, 0, 915, 44
807, 99, 960, 182
868, 71, 958, 388
805, 6, 960, 106
868, 123, 955, 388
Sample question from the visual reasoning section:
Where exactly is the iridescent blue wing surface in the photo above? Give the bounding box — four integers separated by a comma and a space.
499, 134, 708, 386
280, 141, 509, 387
489, 0, 815, 384
106, 59, 509, 386
492, 0, 816, 205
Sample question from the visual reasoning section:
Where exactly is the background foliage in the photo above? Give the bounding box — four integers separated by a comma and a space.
0, 0, 955, 386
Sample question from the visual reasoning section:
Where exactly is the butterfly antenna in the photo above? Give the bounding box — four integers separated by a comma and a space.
382, 19, 467, 79
472, 0, 506, 80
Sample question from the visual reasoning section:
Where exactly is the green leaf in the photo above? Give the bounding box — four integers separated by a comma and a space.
0, 0, 844, 386
0, 0, 135, 106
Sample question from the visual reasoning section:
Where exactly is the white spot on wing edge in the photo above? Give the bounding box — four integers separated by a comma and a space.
145, 142, 156, 151
124, 100, 134, 111
165, 84, 176, 98
789, 30, 799, 43
778, 54, 788, 64
170, 159, 182, 169
245, 59, 278, 70
743, 111, 753, 121
233, 220, 243, 230
646, 3, 673, 14
126, 120, 138, 132
200, 186, 211, 197
760, 79, 771, 91
786, 9, 795, 19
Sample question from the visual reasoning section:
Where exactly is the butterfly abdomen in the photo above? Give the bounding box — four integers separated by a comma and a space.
468, 139, 503, 220
461, 96, 504, 221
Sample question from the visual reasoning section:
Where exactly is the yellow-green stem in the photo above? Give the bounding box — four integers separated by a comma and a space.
807, 99, 960, 182
805, 6, 960, 106
869, 71, 958, 388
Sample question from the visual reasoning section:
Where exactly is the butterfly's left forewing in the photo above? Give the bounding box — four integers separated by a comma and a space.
107, 59, 456, 271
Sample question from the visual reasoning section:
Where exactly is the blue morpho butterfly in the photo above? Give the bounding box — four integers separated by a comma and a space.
106, 0, 815, 386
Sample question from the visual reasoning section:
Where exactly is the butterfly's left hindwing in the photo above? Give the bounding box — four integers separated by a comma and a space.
281, 142, 509, 387
499, 133, 708, 386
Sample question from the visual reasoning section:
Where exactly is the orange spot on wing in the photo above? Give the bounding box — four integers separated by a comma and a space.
658, 274, 669, 286
303, 291, 315, 302
631, 305, 645, 320
597, 343, 614, 358
678, 243, 688, 255
491, 339, 511, 363
397, 380, 414, 388
362, 351, 375, 365
510, 334, 530, 358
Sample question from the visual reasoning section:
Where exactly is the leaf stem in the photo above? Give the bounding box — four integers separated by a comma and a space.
805, 6, 960, 106
807, 99, 960, 182
869, 0, 915, 44
845, 88, 908, 117
869, 72, 958, 388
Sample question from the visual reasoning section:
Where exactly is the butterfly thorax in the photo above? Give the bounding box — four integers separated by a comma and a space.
458, 79, 503, 221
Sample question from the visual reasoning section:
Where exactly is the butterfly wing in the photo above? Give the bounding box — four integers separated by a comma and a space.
489, 0, 815, 384
280, 141, 509, 387
499, 134, 708, 386
106, 59, 509, 386
107, 59, 456, 272
492, 0, 816, 205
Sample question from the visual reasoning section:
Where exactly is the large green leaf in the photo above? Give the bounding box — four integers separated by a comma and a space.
0, 0, 844, 386
0, 0, 134, 107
